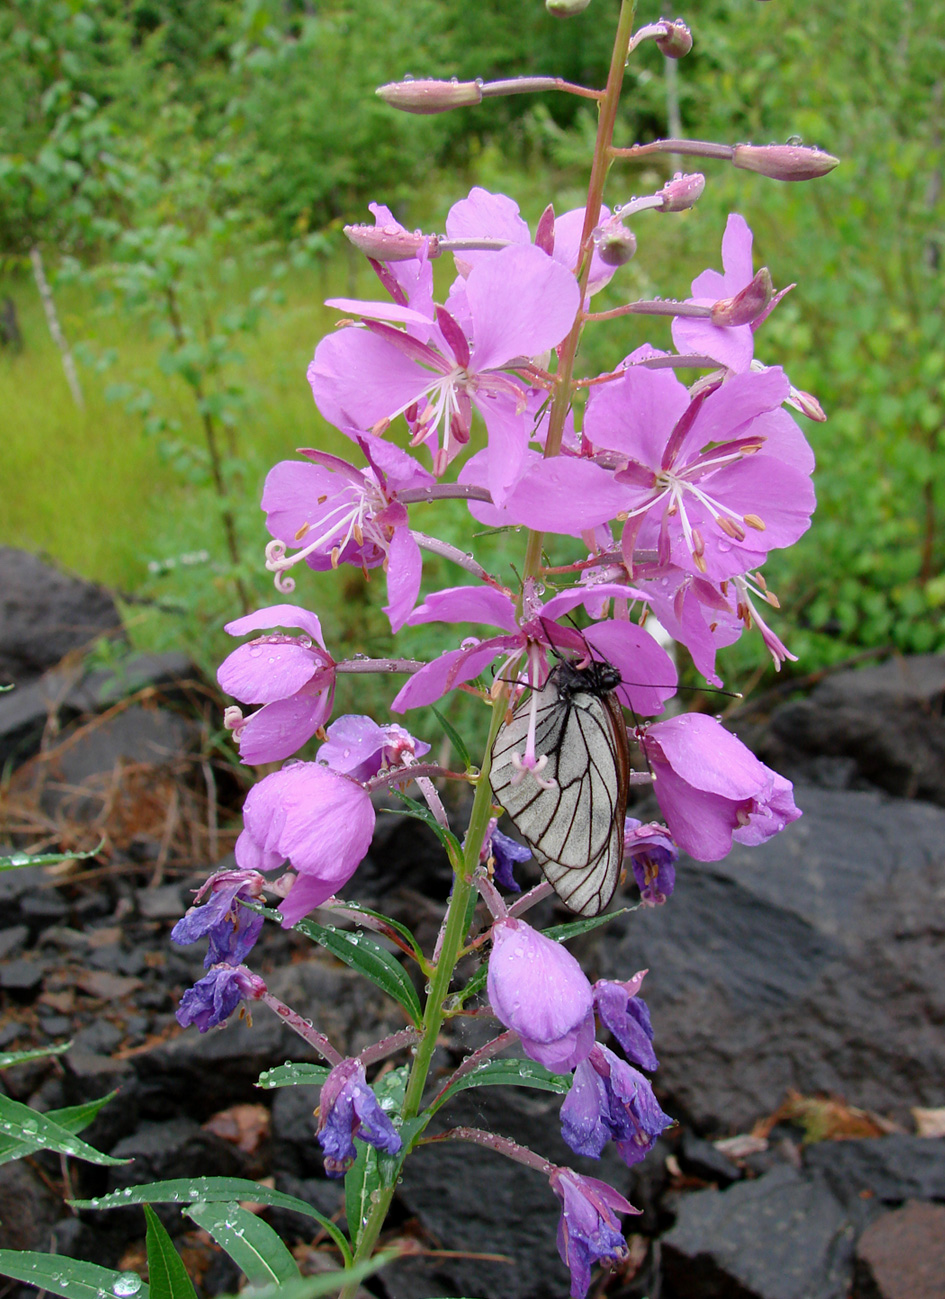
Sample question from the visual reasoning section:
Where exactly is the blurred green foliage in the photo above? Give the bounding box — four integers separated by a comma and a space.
0, 0, 943, 690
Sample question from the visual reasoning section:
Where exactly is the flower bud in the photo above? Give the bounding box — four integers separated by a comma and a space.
657, 172, 705, 212
655, 18, 692, 58
376, 77, 483, 115
597, 222, 637, 267
732, 143, 839, 182
710, 267, 773, 327
546, 0, 592, 15
344, 222, 437, 262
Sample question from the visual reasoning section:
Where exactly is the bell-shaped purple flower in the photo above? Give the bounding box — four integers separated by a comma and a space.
171, 868, 266, 968
641, 713, 801, 860
487, 918, 595, 1074
316, 1058, 402, 1177
560, 1044, 673, 1166
176, 964, 267, 1033
623, 818, 677, 906
488, 827, 531, 893
549, 1167, 639, 1299
593, 979, 658, 1072
235, 763, 376, 926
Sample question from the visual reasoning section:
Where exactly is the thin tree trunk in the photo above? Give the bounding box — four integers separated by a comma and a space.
30, 246, 84, 409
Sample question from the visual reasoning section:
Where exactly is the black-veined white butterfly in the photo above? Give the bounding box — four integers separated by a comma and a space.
490, 657, 630, 917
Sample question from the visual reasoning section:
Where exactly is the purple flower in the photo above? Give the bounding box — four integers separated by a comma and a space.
218, 605, 335, 764
622, 818, 678, 907
316, 714, 430, 781
488, 827, 531, 893
593, 978, 658, 1071
308, 242, 580, 503
261, 443, 434, 633
234, 763, 376, 926
641, 713, 801, 860
549, 1167, 639, 1299
316, 1058, 402, 1178
487, 918, 594, 1074
176, 964, 267, 1033
171, 869, 266, 968
560, 1044, 674, 1166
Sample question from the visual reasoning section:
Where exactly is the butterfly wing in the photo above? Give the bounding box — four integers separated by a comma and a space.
490, 677, 629, 917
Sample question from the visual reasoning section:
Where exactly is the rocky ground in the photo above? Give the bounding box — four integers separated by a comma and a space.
2, 547, 945, 1299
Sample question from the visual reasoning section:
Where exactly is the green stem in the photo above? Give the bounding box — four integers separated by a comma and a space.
340, 701, 507, 1295
521, 0, 637, 585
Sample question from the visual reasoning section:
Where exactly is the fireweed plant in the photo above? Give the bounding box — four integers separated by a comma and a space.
170, 3, 836, 1295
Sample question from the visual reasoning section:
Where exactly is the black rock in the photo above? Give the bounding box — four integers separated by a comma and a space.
107, 1117, 246, 1190
803, 1135, 945, 1207
678, 1131, 743, 1187
594, 785, 945, 1129
0, 547, 123, 687
762, 654, 945, 805
661, 1164, 859, 1299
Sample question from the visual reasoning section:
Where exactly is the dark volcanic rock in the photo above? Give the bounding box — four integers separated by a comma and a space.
762, 654, 945, 804
661, 1164, 859, 1299
595, 785, 945, 1129
0, 547, 123, 687
803, 1135, 945, 1207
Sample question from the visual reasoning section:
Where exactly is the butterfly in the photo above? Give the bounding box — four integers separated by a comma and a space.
489, 656, 630, 917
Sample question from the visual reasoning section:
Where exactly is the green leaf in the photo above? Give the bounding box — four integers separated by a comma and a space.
0, 845, 100, 872
323, 900, 425, 966
185, 1202, 300, 1287
429, 1058, 571, 1114
0, 1093, 126, 1166
0, 1251, 148, 1299
144, 1206, 198, 1299
450, 963, 487, 1010
388, 789, 464, 864
542, 905, 637, 943
69, 1176, 351, 1264
256, 1062, 331, 1089
291, 916, 423, 1027
211, 1253, 398, 1299
345, 1067, 407, 1251
0, 1091, 117, 1165
0, 1042, 72, 1069
431, 705, 472, 769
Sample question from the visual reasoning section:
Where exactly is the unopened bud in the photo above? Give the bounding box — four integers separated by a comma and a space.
376, 78, 483, 115
597, 222, 637, 266
789, 386, 827, 421
655, 18, 692, 57
732, 143, 839, 182
344, 223, 438, 262
657, 172, 705, 212
547, 0, 592, 15
711, 267, 773, 326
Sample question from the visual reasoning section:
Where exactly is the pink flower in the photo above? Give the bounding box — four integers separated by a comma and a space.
390, 582, 676, 716
641, 713, 801, 859
234, 763, 375, 926
671, 213, 761, 372
487, 917, 595, 1073
218, 605, 335, 765
308, 242, 580, 503
316, 714, 429, 781
581, 358, 816, 582
261, 443, 433, 632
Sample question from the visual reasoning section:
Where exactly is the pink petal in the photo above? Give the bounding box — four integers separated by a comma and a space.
584, 365, 689, 468
236, 688, 332, 764
225, 604, 325, 645
503, 458, 628, 534
408, 586, 519, 632
383, 526, 423, 632
465, 244, 580, 373
219, 640, 325, 705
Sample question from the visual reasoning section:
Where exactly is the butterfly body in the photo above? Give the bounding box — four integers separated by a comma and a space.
490, 658, 630, 917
